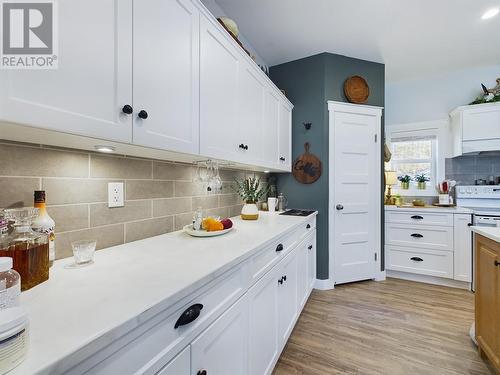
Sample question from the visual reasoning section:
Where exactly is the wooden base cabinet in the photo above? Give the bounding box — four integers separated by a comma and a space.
475, 234, 500, 373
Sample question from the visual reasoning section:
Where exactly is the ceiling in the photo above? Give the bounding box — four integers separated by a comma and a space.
213, 0, 500, 82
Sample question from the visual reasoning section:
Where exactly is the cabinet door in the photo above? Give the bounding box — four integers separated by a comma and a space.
475, 235, 500, 368
307, 233, 317, 291
0, 0, 133, 143
191, 294, 249, 375
262, 90, 280, 168
199, 17, 241, 162
278, 102, 292, 170
453, 214, 472, 282
296, 240, 309, 310
248, 265, 279, 375
462, 106, 500, 142
157, 346, 190, 375
132, 0, 199, 154
237, 65, 266, 163
277, 250, 298, 346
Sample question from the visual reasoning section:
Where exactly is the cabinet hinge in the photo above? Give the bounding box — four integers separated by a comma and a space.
374, 253, 377, 261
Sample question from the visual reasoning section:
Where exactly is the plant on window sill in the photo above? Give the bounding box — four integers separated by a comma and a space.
414, 174, 430, 190
398, 174, 411, 190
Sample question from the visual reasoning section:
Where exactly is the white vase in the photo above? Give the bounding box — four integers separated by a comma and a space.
241, 203, 259, 220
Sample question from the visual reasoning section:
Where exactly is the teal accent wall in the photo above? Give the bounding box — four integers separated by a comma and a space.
270, 53, 385, 280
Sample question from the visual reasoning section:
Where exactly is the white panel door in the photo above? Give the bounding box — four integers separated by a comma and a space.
237, 65, 266, 163
454, 214, 473, 282
278, 102, 292, 170
277, 250, 298, 346
191, 294, 249, 375
0, 0, 133, 143
262, 90, 280, 167
199, 17, 241, 161
132, 0, 199, 154
157, 346, 190, 375
296, 240, 309, 309
248, 264, 279, 375
331, 108, 380, 285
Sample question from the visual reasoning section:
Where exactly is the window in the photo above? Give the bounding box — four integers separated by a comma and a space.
389, 135, 437, 191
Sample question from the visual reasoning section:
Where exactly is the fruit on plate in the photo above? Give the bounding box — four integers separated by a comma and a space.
221, 218, 233, 230
202, 217, 225, 232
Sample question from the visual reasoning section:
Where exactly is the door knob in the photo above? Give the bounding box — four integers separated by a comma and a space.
121, 104, 133, 115
138, 110, 148, 119
336, 204, 344, 210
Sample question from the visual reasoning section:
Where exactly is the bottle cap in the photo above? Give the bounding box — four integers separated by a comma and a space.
34, 190, 46, 203
0, 257, 13, 272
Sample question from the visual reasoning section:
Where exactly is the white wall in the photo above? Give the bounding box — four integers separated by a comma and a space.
201, 0, 269, 69
385, 64, 500, 125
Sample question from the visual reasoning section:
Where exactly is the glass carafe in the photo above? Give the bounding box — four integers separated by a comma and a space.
0, 208, 49, 291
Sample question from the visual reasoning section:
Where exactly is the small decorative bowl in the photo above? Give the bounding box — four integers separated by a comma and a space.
412, 199, 426, 207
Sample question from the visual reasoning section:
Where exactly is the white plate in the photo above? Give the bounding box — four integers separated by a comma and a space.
183, 224, 233, 237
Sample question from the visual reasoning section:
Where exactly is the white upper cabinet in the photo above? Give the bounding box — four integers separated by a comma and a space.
199, 16, 241, 162
278, 102, 292, 169
0, 0, 133, 143
132, 0, 199, 154
262, 90, 281, 167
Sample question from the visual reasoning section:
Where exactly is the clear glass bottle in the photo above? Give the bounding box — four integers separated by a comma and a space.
0, 257, 21, 309
0, 208, 49, 291
31, 191, 56, 267
193, 207, 203, 230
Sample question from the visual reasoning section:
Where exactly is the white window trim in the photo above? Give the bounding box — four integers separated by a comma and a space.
385, 119, 451, 197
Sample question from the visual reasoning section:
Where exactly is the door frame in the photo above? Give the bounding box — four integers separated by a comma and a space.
327, 101, 384, 287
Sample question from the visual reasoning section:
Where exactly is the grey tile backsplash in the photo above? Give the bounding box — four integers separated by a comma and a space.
445, 154, 500, 185
0, 142, 265, 260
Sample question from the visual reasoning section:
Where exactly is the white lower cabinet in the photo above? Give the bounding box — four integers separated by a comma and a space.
157, 346, 190, 375
277, 250, 298, 345
191, 295, 249, 375
453, 214, 473, 282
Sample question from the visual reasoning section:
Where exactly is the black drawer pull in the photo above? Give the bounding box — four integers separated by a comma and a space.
495, 260, 500, 267
174, 304, 203, 329
278, 277, 283, 285
197, 371, 207, 375
411, 215, 424, 220
276, 243, 284, 252
411, 233, 423, 238
467, 223, 473, 227
282, 275, 287, 281
410, 257, 423, 262
280, 157, 286, 161
306, 224, 311, 229
308, 245, 313, 250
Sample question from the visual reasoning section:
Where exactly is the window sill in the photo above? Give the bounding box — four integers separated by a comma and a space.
391, 187, 437, 197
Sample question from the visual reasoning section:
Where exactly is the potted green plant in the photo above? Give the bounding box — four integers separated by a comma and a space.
415, 174, 430, 189
234, 177, 269, 220
398, 175, 411, 189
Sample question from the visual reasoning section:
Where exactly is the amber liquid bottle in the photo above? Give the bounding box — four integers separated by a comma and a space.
32, 190, 55, 267
0, 208, 49, 291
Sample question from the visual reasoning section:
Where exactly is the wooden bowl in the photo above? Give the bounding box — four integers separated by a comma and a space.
344, 76, 370, 104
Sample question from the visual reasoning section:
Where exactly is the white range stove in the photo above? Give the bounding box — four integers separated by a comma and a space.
456, 185, 500, 225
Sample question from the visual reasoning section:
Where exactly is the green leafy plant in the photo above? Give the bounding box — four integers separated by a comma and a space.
414, 174, 430, 183
470, 94, 500, 105
398, 175, 411, 183
234, 177, 269, 204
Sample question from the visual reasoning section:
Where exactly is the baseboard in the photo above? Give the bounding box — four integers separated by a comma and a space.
314, 278, 335, 290
387, 270, 471, 290
375, 270, 386, 281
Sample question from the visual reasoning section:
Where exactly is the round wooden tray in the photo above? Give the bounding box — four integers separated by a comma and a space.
344, 76, 370, 104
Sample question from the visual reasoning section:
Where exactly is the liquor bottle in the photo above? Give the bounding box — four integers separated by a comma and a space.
31, 191, 55, 266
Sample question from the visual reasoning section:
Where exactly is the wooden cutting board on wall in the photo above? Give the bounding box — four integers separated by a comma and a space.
293, 142, 322, 184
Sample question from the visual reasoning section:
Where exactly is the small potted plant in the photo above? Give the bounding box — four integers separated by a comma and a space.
234, 177, 269, 220
398, 175, 411, 189
394, 194, 403, 206
415, 174, 429, 189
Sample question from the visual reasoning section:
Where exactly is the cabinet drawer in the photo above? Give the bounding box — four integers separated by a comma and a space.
83, 264, 248, 375
386, 211, 453, 227
299, 216, 316, 241
386, 224, 453, 252
386, 246, 453, 278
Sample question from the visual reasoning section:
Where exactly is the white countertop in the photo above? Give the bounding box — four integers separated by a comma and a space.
471, 226, 500, 243
384, 205, 474, 214
12, 211, 316, 375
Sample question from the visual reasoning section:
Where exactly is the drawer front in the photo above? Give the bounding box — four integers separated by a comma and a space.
386, 246, 453, 278
83, 264, 249, 375
386, 224, 453, 251
386, 211, 453, 227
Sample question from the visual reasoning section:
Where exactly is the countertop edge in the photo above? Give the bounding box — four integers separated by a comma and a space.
471, 226, 500, 243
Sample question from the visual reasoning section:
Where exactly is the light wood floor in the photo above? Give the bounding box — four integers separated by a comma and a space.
273, 278, 493, 375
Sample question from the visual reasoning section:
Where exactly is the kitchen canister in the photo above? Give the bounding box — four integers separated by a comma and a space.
438, 194, 450, 205
0, 307, 29, 374
267, 197, 277, 213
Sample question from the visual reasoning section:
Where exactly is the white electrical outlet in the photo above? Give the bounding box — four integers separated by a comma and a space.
108, 182, 124, 208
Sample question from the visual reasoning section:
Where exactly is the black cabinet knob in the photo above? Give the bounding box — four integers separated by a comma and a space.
411, 233, 423, 238
308, 245, 313, 250
306, 224, 311, 229
279, 157, 285, 161
122, 104, 133, 115
239, 144, 245, 149
410, 257, 423, 262
244, 145, 249, 150
138, 110, 148, 119
495, 260, 500, 267
336, 204, 344, 211
276, 243, 284, 252
197, 371, 207, 375
174, 303, 203, 329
